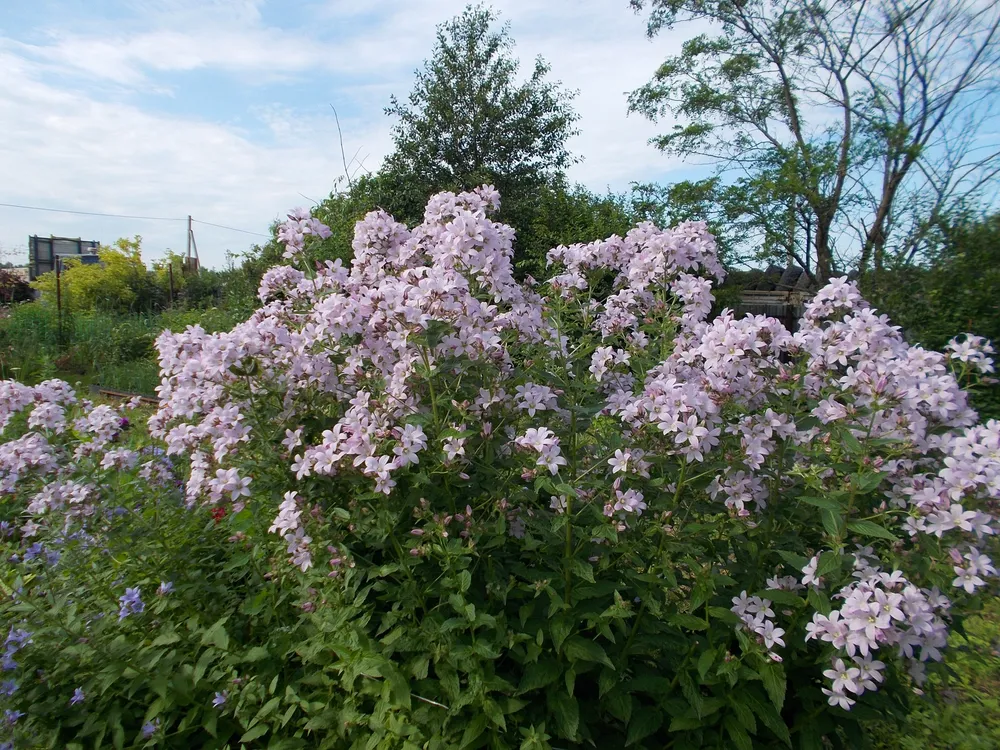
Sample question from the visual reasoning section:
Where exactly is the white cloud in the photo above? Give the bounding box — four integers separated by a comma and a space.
0, 0, 696, 268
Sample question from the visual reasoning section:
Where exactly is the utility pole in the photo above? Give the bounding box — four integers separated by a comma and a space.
186, 215, 200, 274
55, 257, 63, 346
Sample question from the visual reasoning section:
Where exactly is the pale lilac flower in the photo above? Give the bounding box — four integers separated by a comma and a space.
118, 587, 144, 621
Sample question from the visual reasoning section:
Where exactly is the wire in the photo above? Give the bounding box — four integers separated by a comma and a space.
190, 219, 270, 238
0, 201, 184, 222
0, 200, 271, 239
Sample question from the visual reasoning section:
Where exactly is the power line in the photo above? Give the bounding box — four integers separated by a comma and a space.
0, 200, 272, 239
0, 201, 184, 222
191, 219, 269, 238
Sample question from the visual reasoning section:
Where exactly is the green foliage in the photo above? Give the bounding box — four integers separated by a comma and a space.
870, 213, 1000, 418
628, 0, 1000, 282
32, 237, 163, 315
0, 302, 239, 394
872, 599, 1000, 750
384, 4, 579, 201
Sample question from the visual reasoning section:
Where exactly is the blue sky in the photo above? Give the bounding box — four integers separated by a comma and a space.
0, 0, 698, 269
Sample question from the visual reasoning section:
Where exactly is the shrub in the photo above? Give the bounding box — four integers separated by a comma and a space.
0, 188, 997, 748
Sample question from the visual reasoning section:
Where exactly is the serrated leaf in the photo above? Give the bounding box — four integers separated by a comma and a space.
240, 723, 269, 743
697, 648, 716, 680
457, 569, 472, 593
518, 659, 562, 693
744, 691, 791, 747
460, 714, 487, 749
842, 429, 863, 453
807, 587, 832, 616
200, 616, 229, 652
755, 589, 803, 606
151, 631, 180, 647
758, 664, 785, 710
707, 606, 741, 625
606, 690, 632, 723
817, 550, 841, 576
847, 520, 898, 542
669, 716, 702, 731
728, 698, 756, 733
724, 715, 753, 750
550, 618, 572, 651
669, 613, 708, 631
483, 698, 506, 731
548, 690, 579, 740
567, 558, 595, 583
799, 496, 841, 511
626, 708, 663, 746
562, 637, 614, 669
854, 472, 885, 493
821, 508, 843, 538
775, 550, 809, 570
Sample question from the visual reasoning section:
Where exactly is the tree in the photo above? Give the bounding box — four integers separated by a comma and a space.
384, 4, 580, 204
629, 0, 1000, 284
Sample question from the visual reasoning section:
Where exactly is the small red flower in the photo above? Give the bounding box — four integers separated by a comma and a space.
210, 506, 227, 524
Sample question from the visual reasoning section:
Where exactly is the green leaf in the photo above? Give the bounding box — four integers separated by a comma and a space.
626, 709, 663, 746
483, 698, 506, 731
606, 690, 632, 723
817, 550, 841, 576
724, 715, 753, 750
668, 716, 702, 731
697, 648, 716, 680
669, 613, 708, 631
547, 690, 579, 740
460, 714, 488, 749
807, 587, 832, 616
567, 558, 595, 583
847, 520, 899, 542
518, 659, 562, 693
707, 606, 741, 625
550, 618, 572, 651
758, 663, 785, 710
241, 724, 269, 743
799, 496, 841, 511
457, 569, 472, 593
775, 550, 809, 570
744, 691, 791, 747
200, 616, 230, 652
842, 429, 863, 453
755, 589, 802, 606
151, 631, 180, 647
854, 472, 885, 493
562, 637, 614, 669
821, 508, 843, 538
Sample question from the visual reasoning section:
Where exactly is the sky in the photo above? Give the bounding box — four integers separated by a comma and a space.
0, 0, 698, 269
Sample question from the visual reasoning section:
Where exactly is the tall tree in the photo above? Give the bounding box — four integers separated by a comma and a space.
629, 0, 1000, 284
384, 4, 580, 203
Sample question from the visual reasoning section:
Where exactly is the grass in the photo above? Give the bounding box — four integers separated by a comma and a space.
0, 302, 239, 395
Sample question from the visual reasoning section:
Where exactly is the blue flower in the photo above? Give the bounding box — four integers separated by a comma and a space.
212, 690, 228, 708
156, 581, 174, 596
70, 687, 85, 705
0, 679, 16, 696
4, 628, 30, 650
118, 587, 144, 621
3, 708, 23, 725
141, 718, 161, 738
